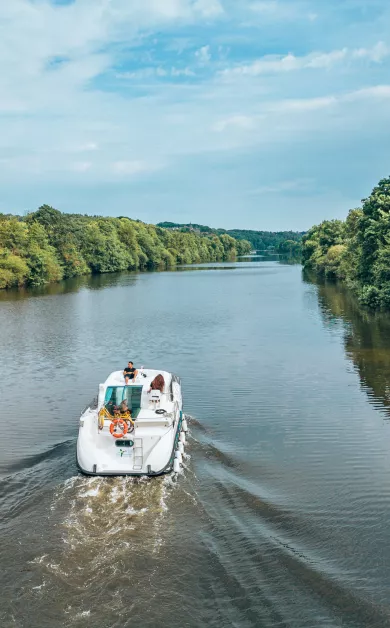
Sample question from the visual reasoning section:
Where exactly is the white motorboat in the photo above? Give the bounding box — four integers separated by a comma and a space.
77, 368, 187, 476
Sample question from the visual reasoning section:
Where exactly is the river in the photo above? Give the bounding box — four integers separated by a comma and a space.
1, 256, 390, 628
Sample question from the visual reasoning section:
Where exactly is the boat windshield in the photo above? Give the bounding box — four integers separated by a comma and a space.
104, 386, 143, 411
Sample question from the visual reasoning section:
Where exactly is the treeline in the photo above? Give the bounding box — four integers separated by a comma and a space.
302, 176, 390, 309
0, 205, 251, 289
226, 229, 303, 251
157, 222, 304, 251
275, 239, 302, 256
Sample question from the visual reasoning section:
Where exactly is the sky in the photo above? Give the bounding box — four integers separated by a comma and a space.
1, 0, 390, 230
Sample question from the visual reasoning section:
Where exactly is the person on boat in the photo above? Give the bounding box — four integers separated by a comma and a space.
148, 374, 165, 394
123, 361, 138, 384
119, 398, 129, 414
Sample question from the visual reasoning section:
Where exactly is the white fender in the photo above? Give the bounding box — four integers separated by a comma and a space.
179, 432, 186, 444
182, 419, 188, 432
175, 451, 182, 464
173, 458, 180, 473
178, 442, 184, 454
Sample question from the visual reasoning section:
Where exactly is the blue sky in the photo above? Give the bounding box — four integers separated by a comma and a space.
1, 0, 390, 230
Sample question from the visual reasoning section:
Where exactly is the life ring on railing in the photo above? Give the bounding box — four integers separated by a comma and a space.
110, 419, 128, 438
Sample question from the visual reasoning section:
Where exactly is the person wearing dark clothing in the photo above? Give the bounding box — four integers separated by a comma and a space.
148, 374, 165, 393
123, 361, 138, 384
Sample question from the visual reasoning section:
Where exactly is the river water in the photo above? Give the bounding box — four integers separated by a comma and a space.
1, 256, 390, 628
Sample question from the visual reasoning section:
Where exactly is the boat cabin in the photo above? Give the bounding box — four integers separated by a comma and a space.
97, 369, 180, 423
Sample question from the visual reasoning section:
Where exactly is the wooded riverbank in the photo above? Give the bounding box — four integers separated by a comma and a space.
302, 176, 390, 309
0, 205, 251, 289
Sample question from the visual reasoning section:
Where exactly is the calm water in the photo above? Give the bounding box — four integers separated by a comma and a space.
1, 258, 390, 627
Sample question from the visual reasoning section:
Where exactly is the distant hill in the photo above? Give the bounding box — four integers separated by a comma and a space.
156, 222, 304, 250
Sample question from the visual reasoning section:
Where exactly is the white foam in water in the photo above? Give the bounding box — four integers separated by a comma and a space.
110, 486, 120, 503
125, 506, 148, 515
63, 476, 78, 491
32, 581, 46, 591
106, 525, 125, 535
29, 554, 48, 565
74, 610, 91, 619
79, 487, 100, 497
47, 562, 69, 577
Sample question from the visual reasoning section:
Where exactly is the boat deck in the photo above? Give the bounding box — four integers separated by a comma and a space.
101, 369, 176, 416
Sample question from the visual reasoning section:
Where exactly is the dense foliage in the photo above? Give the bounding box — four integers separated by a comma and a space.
0, 206, 251, 289
302, 176, 390, 309
276, 239, 302, 256
157, 222, 304, 251
225, 229, 304, 251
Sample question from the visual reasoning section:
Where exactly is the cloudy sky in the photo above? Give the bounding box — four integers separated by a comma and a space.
1, 0, 390, 230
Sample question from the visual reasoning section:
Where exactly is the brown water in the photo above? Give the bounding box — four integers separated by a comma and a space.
1, 258, 390, 627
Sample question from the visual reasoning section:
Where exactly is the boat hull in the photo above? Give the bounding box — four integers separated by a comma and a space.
76, 414, 183, 477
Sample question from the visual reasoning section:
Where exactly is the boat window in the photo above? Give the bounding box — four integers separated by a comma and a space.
123, 386, 142, 409
104, 386, 143, 410
104, 386, 123, 406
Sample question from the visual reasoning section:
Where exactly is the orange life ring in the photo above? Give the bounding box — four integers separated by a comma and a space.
109, 419, 128, 439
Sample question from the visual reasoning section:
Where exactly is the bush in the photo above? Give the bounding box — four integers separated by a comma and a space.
325, 244, 346, 278
358, 285, 380, 309
379, 286, 390, 309
0, 268, 15, 289
0, 253, 29, 287
27, 247, 63, 286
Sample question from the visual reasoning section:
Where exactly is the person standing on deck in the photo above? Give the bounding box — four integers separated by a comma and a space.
123, 361, 138, 384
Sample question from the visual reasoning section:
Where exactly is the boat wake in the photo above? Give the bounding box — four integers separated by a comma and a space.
27, 421, 195, 625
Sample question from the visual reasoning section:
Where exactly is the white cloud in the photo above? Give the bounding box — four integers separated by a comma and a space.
249, 1, 315, 21
193, 0, 224, 17
171, 67, 195, 76
116, 66, 195, 79
249, 179, 314, 194
74, 142, 99, 152
276, 96, 337, 112
213, 115, 255, 132
112, 161, 155, 175
71, 161, 92, 173
221, 42, 389, 77
249, 1, 292, 17
345, 84, 390, 101
195, 45, 211, 64
352, 41, 389, 63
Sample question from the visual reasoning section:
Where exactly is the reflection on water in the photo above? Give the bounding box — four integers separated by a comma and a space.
304, 270, 390, 418
0, 271, 139, 302
0, 252, 299, 303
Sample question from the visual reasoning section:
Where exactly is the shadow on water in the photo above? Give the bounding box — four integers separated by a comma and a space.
303, 270, 390, 419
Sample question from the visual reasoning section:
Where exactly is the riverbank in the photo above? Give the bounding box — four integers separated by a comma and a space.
302, 176, 390, 310
0, 205, 252, 290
